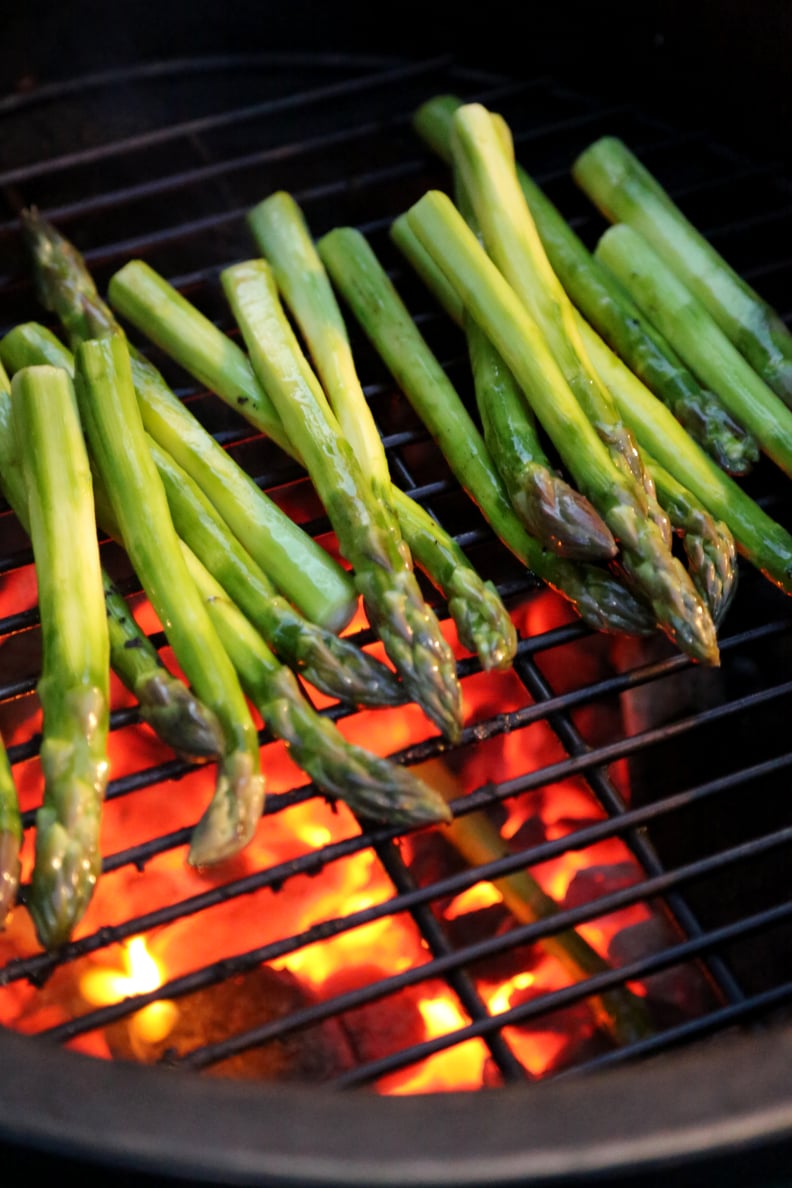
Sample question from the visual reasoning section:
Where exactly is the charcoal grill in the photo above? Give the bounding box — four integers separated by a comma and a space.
0, 34, 791, 1188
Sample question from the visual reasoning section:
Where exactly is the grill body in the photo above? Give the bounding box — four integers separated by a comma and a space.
0, 21, 791, 1187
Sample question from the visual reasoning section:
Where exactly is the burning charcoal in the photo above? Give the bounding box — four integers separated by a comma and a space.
106, 964, 354, 1082
322, 967, 426, 1066
608, 916, 717, 1026
563, 861, 643, 909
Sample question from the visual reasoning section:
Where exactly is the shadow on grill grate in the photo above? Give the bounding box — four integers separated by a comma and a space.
0, 50, 791, 1116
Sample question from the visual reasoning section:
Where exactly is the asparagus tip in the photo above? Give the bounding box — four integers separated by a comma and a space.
137, 670, 225, 760
187, 751, 266, 867
29, 812, 101, 949
516, 466, 618, 562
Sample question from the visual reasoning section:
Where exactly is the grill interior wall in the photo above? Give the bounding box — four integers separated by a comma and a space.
0, 54, 790, 1089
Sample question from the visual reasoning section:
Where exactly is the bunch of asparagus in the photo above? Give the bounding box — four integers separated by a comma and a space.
399, 96, 792, 616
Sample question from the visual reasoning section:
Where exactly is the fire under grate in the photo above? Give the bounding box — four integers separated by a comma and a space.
0, 52, 790, 1096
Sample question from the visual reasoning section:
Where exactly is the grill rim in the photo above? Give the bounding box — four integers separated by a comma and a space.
1, 1019, 792, 1186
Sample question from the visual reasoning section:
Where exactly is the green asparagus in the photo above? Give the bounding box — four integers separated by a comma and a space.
317, 223, 658, 640
220, 259, 464, 741
11, 365, 110, 949
578, 315, 792, 595
572, 136, 792, 407
73, 333, 265, 867
450, 103, 663, 531
182, 546, 451, 827
391, 200, 617, 561
0, 336, 224, 761
4, 318, 404, 709
17, 214, 359, 636
595, 223, 792, 482
247, 189, 518, 669
400, 191, 719, 665
412, 96, 758, 476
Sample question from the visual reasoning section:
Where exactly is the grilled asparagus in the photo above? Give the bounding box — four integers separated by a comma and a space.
73, 333, 266, 867
12, 364, 110, 949
221, 259, 464, 742
572, 136, 792, 407
412, 95, 758, 476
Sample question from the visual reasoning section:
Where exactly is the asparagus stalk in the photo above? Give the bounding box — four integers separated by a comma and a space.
0, 336, 224, 761
73, 333, 266, 867
642, 454, 738, 625
391, 201, 617, 561
247, 189, 518, 669
594, 224, 792, 482
400, 191, 719, 665
572, 136, 792, 407
577, 314, 792, 595
317, 223, 660, 640
182, 546, 451, 827
221, 259, 464, 742
11, 365, 110, 949
412, 95, 758, 477
17, 217, 359, 636
450, 103, 664, 534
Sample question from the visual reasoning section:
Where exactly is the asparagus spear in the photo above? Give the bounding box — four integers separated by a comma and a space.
642, 454, 737, 625
73, 333, 265, 867
412, 95, 758, 477
595, 223, 792, 482
18, 215, 359, 636
247, 189, 518, 669
391, 199, 616, 561
11, 365, 110, 949
450, 103, 665, 537
572, 136, 792, 407
182, 546, 451, 827
577, 313, 792, 595
0, 337, 224, 761
318, 223, 659, 640
221, 259, 464, 742
400, 191, 719, 665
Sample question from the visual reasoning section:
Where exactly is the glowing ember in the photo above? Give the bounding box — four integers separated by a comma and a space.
0, 585, 707, 1093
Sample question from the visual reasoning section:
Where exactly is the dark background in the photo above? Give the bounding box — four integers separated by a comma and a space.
1, 0, 790, 168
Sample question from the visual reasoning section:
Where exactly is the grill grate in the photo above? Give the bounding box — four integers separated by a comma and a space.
0, 51, 791, 1095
